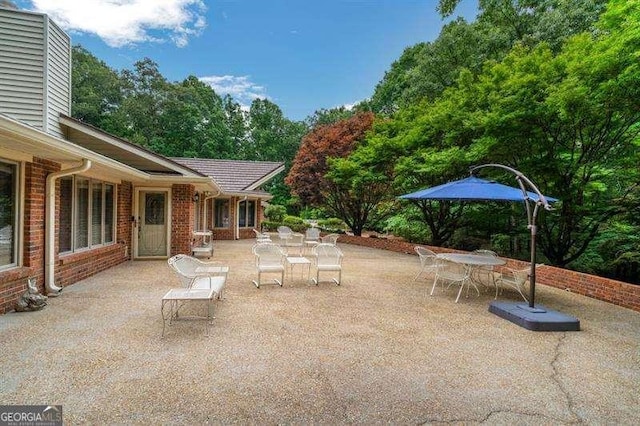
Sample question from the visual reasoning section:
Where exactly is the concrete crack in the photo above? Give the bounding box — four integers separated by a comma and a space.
419, 409, 570, 425
550, 333, 584, 424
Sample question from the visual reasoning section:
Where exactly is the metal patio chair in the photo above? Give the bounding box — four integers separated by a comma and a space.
495, 267, 530, 302
311, 243, 343, 285
320, 233, 339, 245
432, 258, 477, 303
167, 254, 227, 298
251, 243, 286, 288
414, 246, 439, 282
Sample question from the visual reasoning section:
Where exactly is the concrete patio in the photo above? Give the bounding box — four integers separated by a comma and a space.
1, 240, 639, 424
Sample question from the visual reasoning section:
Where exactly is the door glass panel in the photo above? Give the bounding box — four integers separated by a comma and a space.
138, 191, 167, 257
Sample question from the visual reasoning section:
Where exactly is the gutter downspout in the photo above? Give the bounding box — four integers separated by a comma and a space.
202, 190, 221, 230
45, 159, 92, 296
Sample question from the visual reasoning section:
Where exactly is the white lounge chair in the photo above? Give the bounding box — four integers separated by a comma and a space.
164, 254, 229, 337
167, 254, 227, 298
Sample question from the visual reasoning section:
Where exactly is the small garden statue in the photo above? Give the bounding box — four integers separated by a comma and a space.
15, 277, 47, 312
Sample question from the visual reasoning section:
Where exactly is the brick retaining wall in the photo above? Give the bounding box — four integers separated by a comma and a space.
338, 235, 640, 313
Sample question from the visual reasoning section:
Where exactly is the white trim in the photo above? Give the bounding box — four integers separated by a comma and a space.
0, 147, 33, 163
0, 114, 149, 181
133, 187, 172, 259
245, 163, 285, 190
59, 115, 204, 177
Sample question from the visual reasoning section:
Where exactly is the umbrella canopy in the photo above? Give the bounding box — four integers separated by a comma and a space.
400, 176, 557, 203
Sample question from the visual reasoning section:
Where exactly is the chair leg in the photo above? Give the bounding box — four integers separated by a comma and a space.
414, 266, 425, 281
455, 280, 466, 303
334, 269, 341, 285
430, 276, 440, 296
516, 285, 528, 303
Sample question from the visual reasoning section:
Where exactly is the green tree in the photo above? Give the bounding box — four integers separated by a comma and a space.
371, 0, 606, 115
247, 99, 308, 206
286, 112, 377, 235
119, 58, 171, 147
71, 45, 125, 134
362, 0, 640, 267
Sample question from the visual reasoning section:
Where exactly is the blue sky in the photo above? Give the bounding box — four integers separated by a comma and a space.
15, 0, 477, 121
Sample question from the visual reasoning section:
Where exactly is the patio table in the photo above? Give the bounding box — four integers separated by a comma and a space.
286, 256, 312, 284
436, 253, 506, 298
436, 252, 506, 267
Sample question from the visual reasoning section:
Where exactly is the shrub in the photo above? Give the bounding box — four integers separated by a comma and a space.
264, 204, 287, 222
283, 215, 306, 232
383, 215, 430, 244
318, 217, 347, 233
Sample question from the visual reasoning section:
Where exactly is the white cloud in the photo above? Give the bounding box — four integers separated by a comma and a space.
28, 0, 207, 48
199, 75, 268, 110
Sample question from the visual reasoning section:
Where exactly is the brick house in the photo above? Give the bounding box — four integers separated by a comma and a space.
0, 6, 283, 313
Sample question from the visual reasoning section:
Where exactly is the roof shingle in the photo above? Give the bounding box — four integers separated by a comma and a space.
171, 158, 284, 192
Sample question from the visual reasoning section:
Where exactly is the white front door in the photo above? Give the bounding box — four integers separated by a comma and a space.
135, 189, 169, 258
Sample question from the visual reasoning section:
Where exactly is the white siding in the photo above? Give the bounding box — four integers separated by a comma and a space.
0, 9, 45, 129
44, 18, 71, 137
0, 8, 71, 138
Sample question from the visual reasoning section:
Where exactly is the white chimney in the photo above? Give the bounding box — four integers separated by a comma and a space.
0, 6, 71, 138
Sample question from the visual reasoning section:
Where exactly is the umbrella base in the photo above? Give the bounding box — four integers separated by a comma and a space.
489, 301, 580, 331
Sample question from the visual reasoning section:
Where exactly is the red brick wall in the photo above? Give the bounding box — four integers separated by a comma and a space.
56, 243, 127, 287
0, 159, 131, 314
0, 267, 36, 315
171, 184, 194, 255
1, 158, 58, 313
339, 235, 640, 313
213, 228, 234, 240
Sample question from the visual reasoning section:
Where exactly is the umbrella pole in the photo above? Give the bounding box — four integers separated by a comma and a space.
529, 206, 538, 308
471, 164, 553, 310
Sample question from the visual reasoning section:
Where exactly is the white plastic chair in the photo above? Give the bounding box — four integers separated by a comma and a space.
252, 243, 286, 288
495, 267, 530, 302
312, 243, 343, 285
432, 258, 476, 303
414, 246, 439, 281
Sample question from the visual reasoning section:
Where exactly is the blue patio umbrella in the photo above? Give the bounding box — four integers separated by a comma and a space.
399, 165, 558, 311
399, 165, 578, 331
400, 176, 558, 203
